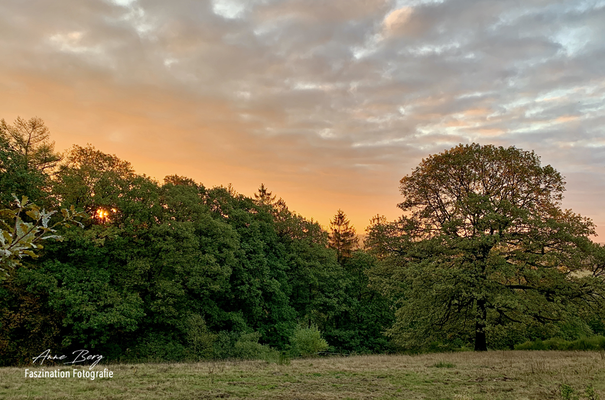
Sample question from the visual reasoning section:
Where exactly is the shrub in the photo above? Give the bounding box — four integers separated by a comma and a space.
184, 314, 216, 360
212, 331, 279, 361
233, 332, 278, 360
290, 324, 329, 357
129, 332, 188, 362
514, 336, 605, 351
566, 336, 605, 351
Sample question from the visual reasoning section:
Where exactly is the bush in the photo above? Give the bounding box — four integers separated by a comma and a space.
184, 314, 216, 360
212, 331, 279, 361
542, 338, 566, 350
233, 332, 279, 360
588, 318, 605, 336
212, 331, 239, 359
290, 324, 329, 357
566, 337, 605, 351
129, 332, 189, 362
514, 336, 605, 351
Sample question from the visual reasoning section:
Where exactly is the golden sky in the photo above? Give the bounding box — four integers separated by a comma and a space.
1, 0, 604, 240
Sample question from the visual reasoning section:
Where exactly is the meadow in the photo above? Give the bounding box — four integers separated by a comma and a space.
1, 351, 604, 400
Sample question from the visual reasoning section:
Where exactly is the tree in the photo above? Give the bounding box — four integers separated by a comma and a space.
0, 122, 47, 206
369, 143, 604, 351
52, 145, 159, 226
328, 210, 358, 264
321, 250, 395, 353
0, 117, 61, 172
253, 183, 276, 206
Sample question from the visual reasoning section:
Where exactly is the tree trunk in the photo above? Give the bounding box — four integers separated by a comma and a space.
474, 298, 487, 351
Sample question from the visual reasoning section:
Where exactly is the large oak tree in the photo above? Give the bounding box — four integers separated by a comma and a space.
368, 143, 604, 351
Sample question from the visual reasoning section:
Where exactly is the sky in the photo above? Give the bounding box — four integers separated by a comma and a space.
1, 0, 604, 240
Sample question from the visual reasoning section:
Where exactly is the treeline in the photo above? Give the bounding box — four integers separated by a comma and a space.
2, 117, 605, 365
0, 117, 393, 365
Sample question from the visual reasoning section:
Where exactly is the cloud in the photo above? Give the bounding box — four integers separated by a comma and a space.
0, 0, 603, 237
383, 6, 413, 35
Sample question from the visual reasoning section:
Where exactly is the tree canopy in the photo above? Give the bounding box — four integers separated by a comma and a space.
368, 143, 605, 351
1, 118, 604, 362
0, 123, 395, 363
0, 117, 61, 172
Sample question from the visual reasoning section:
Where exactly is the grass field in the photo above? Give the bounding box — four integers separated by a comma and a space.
1, 351, 604, 399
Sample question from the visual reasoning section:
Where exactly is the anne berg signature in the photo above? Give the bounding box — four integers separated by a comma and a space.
32, 349, 103, 370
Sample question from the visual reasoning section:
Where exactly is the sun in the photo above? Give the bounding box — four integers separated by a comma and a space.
95, 208, 110, 222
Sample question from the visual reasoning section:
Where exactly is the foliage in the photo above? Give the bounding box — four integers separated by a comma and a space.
0, 117, 61, 173
0, 196, 85, 279
320, 250, 395, 353
184, 314, 216, 360
289, 324, 329, 357
212, 331, 279, 361
4, 116, 605, 364
253, 183, 277, 206
0, 136, 46, 206
52, 144, 145, 218
233, 332, 280, 361
0, 271, 62, 366
586, 384, 600, 400
328, 209, 358, 264
368, 143, 605, 351
514, 336, 605, 351
2, 133, 395, 364
560, 384, 579, 400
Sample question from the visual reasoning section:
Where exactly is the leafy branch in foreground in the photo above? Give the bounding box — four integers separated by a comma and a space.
0, 194, 87, 278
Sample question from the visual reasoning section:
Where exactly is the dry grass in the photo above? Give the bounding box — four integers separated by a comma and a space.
1, 351, 604, 399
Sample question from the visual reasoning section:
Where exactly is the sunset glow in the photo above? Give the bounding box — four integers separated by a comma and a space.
95, 208, 110, 222
1, 0, 603, 240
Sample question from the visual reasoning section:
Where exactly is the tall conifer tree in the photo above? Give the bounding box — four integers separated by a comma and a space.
254, 183, 276, 206
328, 210, 358, 264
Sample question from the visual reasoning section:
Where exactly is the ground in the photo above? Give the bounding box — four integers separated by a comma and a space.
1, 351, 604, 399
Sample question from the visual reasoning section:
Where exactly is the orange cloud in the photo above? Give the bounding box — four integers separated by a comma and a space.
463, 108, 491, 117
554, 115, 579, 123
383, 7, 413, 35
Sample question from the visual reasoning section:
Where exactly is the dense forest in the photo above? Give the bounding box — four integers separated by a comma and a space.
1, 117, 604, 365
